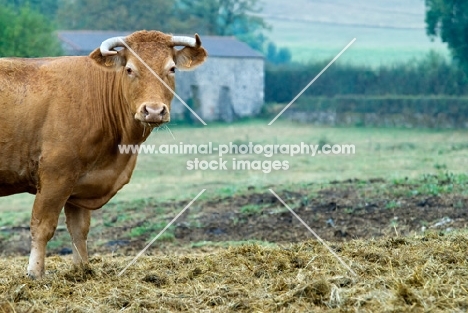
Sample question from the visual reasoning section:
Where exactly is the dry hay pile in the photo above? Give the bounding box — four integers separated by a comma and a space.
0, 232, 467, 312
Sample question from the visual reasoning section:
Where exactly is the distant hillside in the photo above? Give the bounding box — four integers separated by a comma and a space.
259, 0, 450, 66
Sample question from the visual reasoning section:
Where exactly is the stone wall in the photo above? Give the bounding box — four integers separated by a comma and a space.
172, 57, 264, 122
285, 110, 468, 128
278, 97, 468, 128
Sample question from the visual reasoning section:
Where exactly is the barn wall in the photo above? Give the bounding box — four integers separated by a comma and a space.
172, 57, 264, 122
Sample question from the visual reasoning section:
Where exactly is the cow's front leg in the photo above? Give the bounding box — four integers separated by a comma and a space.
64, 203, 91, 265
28, 193, 69, 279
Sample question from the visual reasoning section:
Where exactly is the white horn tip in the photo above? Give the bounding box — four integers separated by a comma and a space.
100, 36, 125, 56
101, 51, 118, 56
172, 36, 197, 47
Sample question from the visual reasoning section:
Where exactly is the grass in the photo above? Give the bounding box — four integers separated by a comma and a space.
1, 233, 467, 312
239, 204, 265, 215
46, 238, 68, 252
352, 172, 468, 199
2, 119, 468, 215
0, 211, 30, 227
129, 222, 175, 241
268, 20, 449, 66
385, 200, 400, 210
86, 122, 468, 202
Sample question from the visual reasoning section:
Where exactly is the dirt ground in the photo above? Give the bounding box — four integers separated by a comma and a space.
1, 177, 468, 256
170, 181, 468, 244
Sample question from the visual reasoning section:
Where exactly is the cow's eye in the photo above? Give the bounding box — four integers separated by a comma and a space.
126, 67, 133, 75
169, 66, 176, 74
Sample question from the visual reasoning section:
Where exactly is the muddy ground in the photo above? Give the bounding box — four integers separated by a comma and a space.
1, 176, 467, 256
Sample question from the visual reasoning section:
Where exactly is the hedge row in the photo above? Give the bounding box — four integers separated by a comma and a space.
265, 96, 468, 128
265, 53, 468, 103
291, 96, 468, 115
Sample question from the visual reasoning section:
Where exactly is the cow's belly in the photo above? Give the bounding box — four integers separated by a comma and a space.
73, 170, 121, 196
0, 183, 34, 197
69, 159, 136, 209
0, 170, 35, 196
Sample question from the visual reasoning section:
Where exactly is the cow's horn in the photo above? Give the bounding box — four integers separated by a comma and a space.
172, 35, 200, 48
100, 36, 126, 56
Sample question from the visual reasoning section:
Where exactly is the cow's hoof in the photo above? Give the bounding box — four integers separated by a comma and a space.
27, 269, 43, 280
27, 273, 37, 280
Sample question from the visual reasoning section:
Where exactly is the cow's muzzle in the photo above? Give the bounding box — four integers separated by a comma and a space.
136, 103, 170, 125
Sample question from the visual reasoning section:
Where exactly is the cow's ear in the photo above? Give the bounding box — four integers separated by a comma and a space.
175, 35, 207, 71
89, 48, 125, 70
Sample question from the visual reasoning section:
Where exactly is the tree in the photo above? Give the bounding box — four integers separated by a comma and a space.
266, 42, 292, 64
0, 5, 62, 57
52, 0, 281, 60
2, 0, 59, 20
57, 0, 184, 32
425, 0, 468, 70
175, 0, 268, 50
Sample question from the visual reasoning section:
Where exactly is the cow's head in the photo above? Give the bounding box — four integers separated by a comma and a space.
89, 31, 207, 127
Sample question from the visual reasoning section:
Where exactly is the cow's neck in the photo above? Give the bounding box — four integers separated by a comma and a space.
92, 70, 151, 146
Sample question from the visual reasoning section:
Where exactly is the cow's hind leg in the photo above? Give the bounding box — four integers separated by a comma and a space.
64, 203, 91, 265
28, 192, 69, 279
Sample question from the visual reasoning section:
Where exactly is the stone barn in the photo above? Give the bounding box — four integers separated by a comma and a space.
58, 31, 264, 122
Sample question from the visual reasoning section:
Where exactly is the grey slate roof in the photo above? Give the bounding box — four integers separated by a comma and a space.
57, 31, 264, 58
200, 36, 263, 58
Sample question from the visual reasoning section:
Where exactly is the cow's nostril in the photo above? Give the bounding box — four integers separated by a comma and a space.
142, 105, 149, 116
160, 106, 167, 117
139, 104, 168, 123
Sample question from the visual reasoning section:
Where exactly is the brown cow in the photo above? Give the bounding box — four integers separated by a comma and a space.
0, 30, 207, 278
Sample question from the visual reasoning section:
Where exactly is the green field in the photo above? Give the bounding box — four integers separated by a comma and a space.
267, 20, 449, 66
261, 0, 450, 66
2, 120, 468, 214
